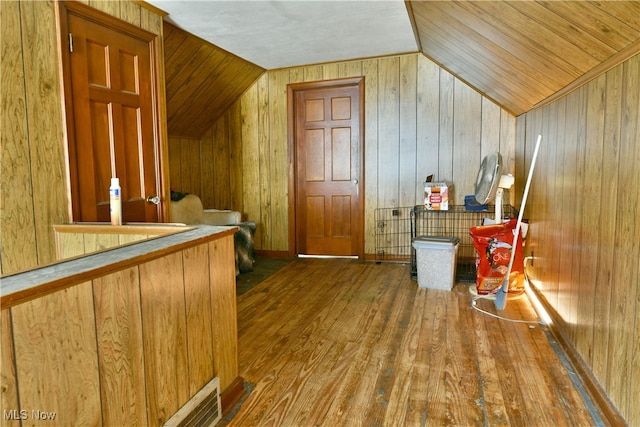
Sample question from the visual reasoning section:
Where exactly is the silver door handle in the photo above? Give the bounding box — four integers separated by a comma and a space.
146, 195, 160, 205
352, 179, 359, 185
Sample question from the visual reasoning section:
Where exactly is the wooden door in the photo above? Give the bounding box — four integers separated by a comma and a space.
292, 78, 364, 257
60, 3, 162, 223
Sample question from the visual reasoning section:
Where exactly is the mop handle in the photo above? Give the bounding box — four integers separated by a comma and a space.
503, 135, 542, 288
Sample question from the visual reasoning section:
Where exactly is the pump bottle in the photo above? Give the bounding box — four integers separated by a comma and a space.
109, 178, 122, 225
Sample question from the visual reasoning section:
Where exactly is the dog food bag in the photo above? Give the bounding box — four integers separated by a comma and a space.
469, 219, 525, 295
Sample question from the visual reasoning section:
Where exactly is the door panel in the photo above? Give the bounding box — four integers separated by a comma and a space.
65, 11, 160, 223
294, 80, 363, 256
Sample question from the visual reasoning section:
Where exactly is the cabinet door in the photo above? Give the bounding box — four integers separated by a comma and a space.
61, 3, 162, 223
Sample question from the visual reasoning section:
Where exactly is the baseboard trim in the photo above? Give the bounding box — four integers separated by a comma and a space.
255, 250, 290, 258
220, 376, 246, 416
528, 285, 627, 427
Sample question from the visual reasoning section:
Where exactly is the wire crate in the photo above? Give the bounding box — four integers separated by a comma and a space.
374, 206, 414, 262
410, 204, 516, 282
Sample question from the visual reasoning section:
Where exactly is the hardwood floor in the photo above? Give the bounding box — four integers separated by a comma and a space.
224, 258, 599, 426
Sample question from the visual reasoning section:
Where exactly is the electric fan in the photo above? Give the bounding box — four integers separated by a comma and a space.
474, 152, 514, 224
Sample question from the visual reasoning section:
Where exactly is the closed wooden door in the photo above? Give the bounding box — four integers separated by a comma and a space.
293, 79, 364, 257
61, 3, 162, 223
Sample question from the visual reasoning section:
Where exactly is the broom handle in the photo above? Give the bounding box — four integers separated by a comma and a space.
502, 135, 542, 291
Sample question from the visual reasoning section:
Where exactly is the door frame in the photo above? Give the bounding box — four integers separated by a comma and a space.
286, 77, 365, 258
57, 1, 170, 222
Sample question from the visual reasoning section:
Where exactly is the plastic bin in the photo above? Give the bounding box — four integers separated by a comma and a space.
412, 236, 460, 290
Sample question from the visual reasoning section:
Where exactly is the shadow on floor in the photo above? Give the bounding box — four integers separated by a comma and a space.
235, 256, 294, 295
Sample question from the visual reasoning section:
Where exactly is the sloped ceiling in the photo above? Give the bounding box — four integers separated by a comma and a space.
408, 1, 640, 115
153, 1, 640, 137
163, 22, 265, 138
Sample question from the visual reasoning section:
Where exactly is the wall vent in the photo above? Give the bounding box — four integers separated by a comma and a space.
164, 377, 222, 427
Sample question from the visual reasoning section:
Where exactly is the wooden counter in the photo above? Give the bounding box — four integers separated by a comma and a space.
1, 225, 239, 426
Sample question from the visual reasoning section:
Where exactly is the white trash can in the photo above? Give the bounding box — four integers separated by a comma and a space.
412, 236, 460, 290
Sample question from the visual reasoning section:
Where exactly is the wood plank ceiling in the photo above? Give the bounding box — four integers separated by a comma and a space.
163, 22, 264, 138
407, 1, 640, 115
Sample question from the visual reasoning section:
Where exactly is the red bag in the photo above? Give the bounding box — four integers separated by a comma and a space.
470, 219, 525, 296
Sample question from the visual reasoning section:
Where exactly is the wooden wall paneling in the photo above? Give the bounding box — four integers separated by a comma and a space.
199, 128, 215, 208
93, 267, 148, 426
438, 70, 455, 184
213, 116, 232, 209
20, 0, 68, 266
1, 309, 19, 427
11, 283, 101, 425
84, 232, 120, 254
607, 55, 639, 420
567, 86, 588, 346
182, 244, 215, 395
240, 83, 262, 248
304, 65, 323, 82
188, 138, 203, 196
139, 251, 190, 425
228, 102, 244, 214
377, 57, 401, 209
543, 100, 561, 308
0, 0, 37, 275
208, 235, 238, 391
520, 53, 640, 426
377, 57, 401, 256
415, 56, 441, 203
339, 61, 363, 79
480, 99, 502, 180
498, 110, 516, 206
452, 80, 482, 203
623, 55, 640, 425
362, 59, 379, 256
584, 74, 610, 385
289, 67, 304, 84
398, 55, 418, 208
554, 97, 573, 321
168, 137, 182, 191
87, 0, 120, 17
323, 63, 339, 81
558, 91, 580, 338
119, 0, 141, 26
269, 69, 291, 251
55, 231, 86, 259
257, 74, 272, 250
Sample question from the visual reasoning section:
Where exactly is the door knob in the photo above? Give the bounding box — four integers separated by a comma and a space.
352, 179, 359, 185
146, 195, 160, 205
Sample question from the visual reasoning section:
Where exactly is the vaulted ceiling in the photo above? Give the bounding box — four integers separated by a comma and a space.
151, 1, 640, 138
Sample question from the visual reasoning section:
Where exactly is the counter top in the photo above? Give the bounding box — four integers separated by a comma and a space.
1, 225, 237, 307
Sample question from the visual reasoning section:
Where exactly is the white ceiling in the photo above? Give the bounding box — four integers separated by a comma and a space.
147, 0, 419, 69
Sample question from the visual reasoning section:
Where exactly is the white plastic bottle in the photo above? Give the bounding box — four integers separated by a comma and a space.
109, 177, 122, 225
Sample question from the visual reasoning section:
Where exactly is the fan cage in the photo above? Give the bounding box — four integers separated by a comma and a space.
374, 204, 516, 282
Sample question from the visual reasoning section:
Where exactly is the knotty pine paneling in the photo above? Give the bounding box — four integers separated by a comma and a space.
0, 0, 167, 275
518, 53, 640, 425
178, 53, 516, 254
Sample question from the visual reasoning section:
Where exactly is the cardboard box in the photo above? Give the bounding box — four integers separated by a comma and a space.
424, 182, 449, 210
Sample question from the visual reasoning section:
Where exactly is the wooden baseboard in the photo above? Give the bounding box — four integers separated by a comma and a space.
220, 376, 246, 416
528, 285, 627, 427
255, 250, 291, 258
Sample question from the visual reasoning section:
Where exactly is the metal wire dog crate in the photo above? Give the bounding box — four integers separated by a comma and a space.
411, 205, 517, 281
374, 205, 516, 282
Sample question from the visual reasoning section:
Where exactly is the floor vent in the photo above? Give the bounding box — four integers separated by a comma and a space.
164, 377, 222, 427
